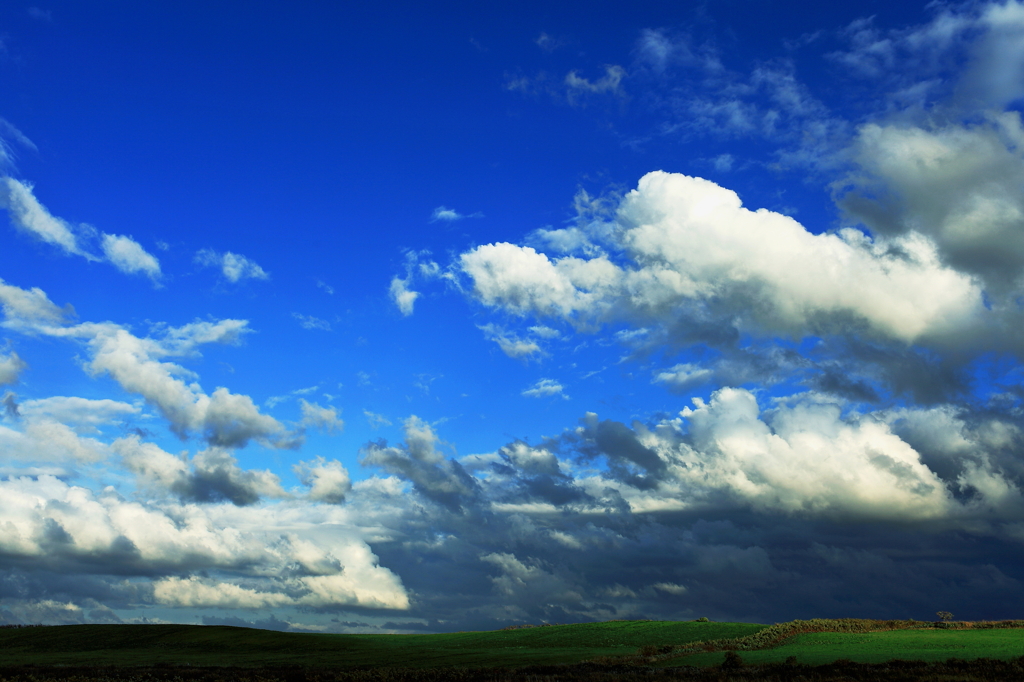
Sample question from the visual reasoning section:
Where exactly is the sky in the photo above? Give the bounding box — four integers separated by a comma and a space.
2, 0, 1024, 633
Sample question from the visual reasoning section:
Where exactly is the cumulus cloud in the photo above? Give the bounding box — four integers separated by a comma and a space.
195, 249, 269, 283
116, 436, 285, 505
360, 416, 479, 512
295, 457, 352, 504
460, 172, 987, 350
0, 474, 409, 612
841, 113, 1024, 293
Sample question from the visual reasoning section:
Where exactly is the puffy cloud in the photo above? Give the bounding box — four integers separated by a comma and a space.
0, 349, 27, 385
100, 234, 162, 282
116, 436, 285, 505
0, 475, 409, 612
295, 457, 352, 504
195, 249, 269, 283
461, 172, 986, 347
389, 276, 419, 316
0, 278, 74, 328
842, 114, 1024, 294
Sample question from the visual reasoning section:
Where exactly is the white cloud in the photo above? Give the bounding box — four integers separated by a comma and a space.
431, 206, 462, 222
430, 206, 482, 223
19, 396, 139, 434
294, 457, 351, 504
460, 171, 987, 347
101, 234, 162, 282
195, 249, 269, 283
299, 399, 343, 433
0, 178, 95, 259
0, 474, 409, 610
0, 419, 111, 462
638, 388, 957, 519
389, 276, 419, 316
0, 281, 291, 449
478, 323, 542, 359
316, 279, 334, 295
653, 363, 714, 391
0, 278, 72, 328
522, 378, 567, 399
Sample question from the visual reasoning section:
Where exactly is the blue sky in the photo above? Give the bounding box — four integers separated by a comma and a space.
3, 0, 1024, 632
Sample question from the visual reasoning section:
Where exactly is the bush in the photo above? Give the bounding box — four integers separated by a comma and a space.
696, 616, 710, 622
721, 651, 744, 669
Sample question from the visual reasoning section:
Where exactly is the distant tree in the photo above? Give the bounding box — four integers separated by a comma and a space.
936, 611, 954, 622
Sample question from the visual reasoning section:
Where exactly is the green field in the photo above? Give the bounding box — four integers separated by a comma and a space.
2, 619, 1024, 672
670, 628, 1024, 667
0, 620, 763, 668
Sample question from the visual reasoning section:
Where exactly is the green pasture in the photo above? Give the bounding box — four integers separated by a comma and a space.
0, 620, 763, 668
668, 628, 1024, 667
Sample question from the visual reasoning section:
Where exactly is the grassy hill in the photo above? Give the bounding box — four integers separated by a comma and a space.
0, 620, 763, 668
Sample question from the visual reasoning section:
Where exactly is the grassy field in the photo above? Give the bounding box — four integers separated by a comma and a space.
0, 620, 764, 668
2, 618, 1024, 674
670, 628, 1024, 667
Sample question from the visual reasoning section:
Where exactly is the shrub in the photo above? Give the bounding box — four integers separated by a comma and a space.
721, 651, 744, 669
696, 616, 710, 622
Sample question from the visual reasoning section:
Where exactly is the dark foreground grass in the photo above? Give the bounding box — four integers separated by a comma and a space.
5, 658, 1024, 682
0, 621, 764, 668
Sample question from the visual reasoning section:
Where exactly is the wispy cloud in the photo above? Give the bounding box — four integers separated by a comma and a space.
195, 249, 269, 283
292, 313, 331, 331
521, 378, 567, 399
